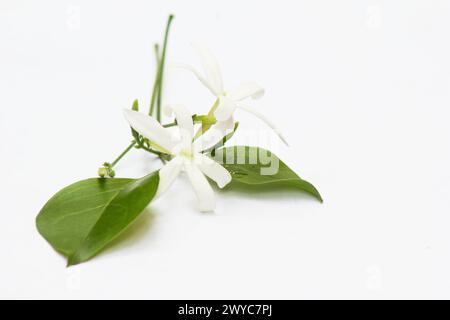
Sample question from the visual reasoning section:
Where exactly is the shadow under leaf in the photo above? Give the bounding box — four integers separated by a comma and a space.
100, 207, 157, 256
219, 181, 323, 203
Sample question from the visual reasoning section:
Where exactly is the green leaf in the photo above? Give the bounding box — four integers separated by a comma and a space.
67, 172, 159, 265
36, 172, 160, 265
211, 146, 323, 202
36, 178, 133, 256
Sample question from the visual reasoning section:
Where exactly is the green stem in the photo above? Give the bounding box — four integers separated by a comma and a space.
162, 115, 215, 129
140, 145, 168, 164
149, 44, 161, 116
194, 98, 219, 139
156, 14, 174, 122
193, 114, 216, 125
154, 43, 161, 66
100, 15, 175, 175
139, 144, 163, 156
110, 141, 137, 168
163, 121, 177, 128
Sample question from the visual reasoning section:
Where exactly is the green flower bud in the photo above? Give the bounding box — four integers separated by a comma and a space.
98, 167, 107, 178
108, 169, 116, 178
132, 99, 139, 111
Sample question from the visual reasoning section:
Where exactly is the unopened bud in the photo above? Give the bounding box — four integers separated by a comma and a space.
132, 99, 139, 111
98, 167, 107, 178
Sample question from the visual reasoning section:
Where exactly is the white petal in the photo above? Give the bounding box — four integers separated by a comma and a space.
192, 43, 224, 95
164, 105, 194, 141
123, 110, 176, 152
155, 156, 183, 198
184, 161, 216, 212
174, 63, 218, 97
193, 116, 235, 152
227, 82, 265, 101
214, 95, 237, 121
237, 105, 289, 146
195, 153, 232, 188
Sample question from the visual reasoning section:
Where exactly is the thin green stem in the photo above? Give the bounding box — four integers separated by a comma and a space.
110, 141, 137, 168
154, 43, 161, 66
163, 121, 177, 128
139, 144, 163, 156
194, 98, 219, 139
162, 115, 215, 129
156, 14, 174, 122
149, 44, 161, 116
159, 156, 167, 164
193, 114, 216, 125
140, 144, 169, 164
100, 15, 175, 176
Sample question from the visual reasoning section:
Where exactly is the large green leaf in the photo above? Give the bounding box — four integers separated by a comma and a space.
36, 172, 159, 265
36, 178, 134, 256
68, 172, 159, 265
211, 146, 323, 202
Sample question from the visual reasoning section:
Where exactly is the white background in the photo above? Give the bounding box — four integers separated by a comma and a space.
1, 0, 450, 299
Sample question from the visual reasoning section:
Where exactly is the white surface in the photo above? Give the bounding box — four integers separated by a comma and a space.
1, 0, 450, 299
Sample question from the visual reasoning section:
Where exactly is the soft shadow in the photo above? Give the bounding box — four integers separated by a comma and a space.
101, 207, 158, 255
218, 182, 323, 203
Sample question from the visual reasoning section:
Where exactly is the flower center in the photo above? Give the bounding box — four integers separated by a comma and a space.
180, 148, 193, 159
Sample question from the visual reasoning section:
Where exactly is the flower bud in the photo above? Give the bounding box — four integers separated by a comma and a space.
98, 167, 107, 178
132, 99, 139, 111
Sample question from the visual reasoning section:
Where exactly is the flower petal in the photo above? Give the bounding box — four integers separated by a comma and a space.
123, 110, 177, 152
155, 156, 183, 198
184, 161, 216, 212
237, 105, 289, 146
214, 95, 237, 121
192, 43, 224, 95
193, 116, 235, 152
227, 82, 265, 101
195, 153, 232, 188
174, 63, 218, 97
164, 105, 194, 141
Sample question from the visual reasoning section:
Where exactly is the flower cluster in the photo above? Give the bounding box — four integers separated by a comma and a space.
124, 45, 284, 211
36, 15, 321, 265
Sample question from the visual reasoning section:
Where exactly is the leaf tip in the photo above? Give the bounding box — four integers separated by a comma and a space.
67, 251, 85, 267
66, 256, 78, 267
310, 186, 323, 203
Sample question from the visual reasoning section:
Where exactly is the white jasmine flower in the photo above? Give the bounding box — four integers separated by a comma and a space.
178, 44, 287, 145
123, 106, 232, 212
